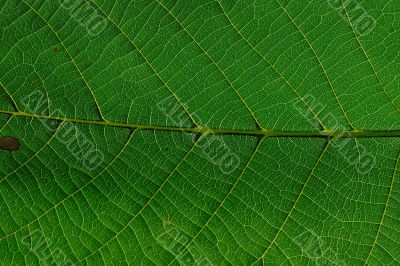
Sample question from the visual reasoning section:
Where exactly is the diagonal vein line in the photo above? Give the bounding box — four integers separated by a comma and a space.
0, 129, 137, 241
340, 0, 400, 113
74, 134, 202, 264
86, 0, 199, 128
275, 242, 294, 265
168, 136, 266, 265
253, 139, 331, 264
365, 151, 400, 264
0, 81, 20, 112
0, 114, 13, 132
0, 121, 64, 183
216, 0, 326, 131
21, 0, 107, 121
274, 0, 355, 130
153, 0, 263, 130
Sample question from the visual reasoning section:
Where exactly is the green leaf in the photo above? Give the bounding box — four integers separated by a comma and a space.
1, 0, 399, 265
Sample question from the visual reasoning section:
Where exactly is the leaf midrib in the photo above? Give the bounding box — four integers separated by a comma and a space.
1, 110, 400, 138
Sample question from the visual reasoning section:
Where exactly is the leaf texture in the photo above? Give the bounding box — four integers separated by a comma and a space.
1, 0, 400, 265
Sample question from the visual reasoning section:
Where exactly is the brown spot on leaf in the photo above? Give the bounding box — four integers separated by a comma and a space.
0, 136, 20, 151
54, 47, 58, 52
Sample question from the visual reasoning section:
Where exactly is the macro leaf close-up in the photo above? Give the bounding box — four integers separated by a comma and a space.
1, 0, 400, 265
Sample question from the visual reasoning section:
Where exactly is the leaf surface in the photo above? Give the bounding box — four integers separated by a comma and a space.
1, 0, 400, 265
